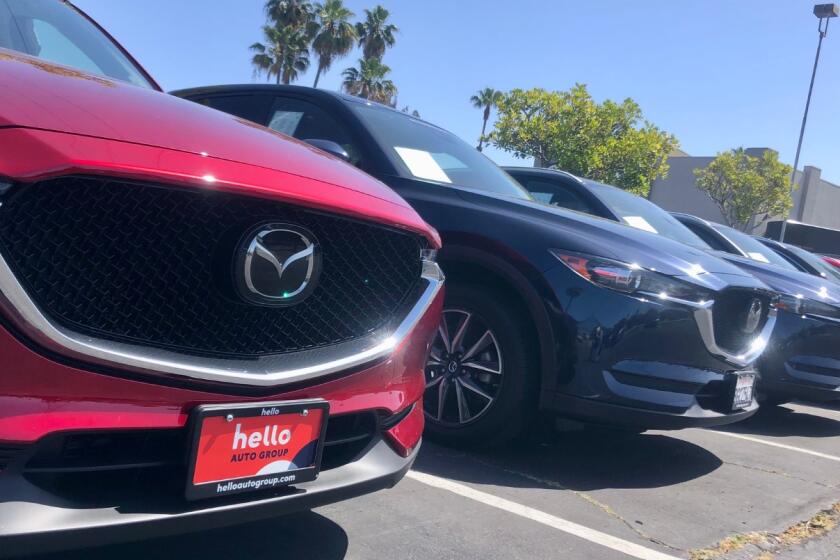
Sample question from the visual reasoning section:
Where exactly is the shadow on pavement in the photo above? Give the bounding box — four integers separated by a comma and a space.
713, 403, 840, 438
414, 429, 722, 492
26, 511, 348, 560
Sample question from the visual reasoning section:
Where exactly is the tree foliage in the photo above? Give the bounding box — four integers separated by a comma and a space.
251, 1, 317, 84
489, 85, 678, 196
694, 148, 793, 232
342, 58, 396, 105
250, 24, 311, 84
311, 0, 356, 88
355, 5, 398, 61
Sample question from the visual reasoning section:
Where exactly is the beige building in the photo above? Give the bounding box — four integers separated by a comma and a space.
648, 148, 840, 235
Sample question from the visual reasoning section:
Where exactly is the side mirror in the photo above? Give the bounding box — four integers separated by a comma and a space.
303, 138, 351, 162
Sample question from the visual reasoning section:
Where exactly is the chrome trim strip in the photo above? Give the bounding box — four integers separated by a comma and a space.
692, 300, 777, 368
0, 250, 443, 387
803, 312, 840, 325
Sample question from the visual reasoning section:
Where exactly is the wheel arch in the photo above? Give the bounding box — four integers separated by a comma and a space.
437, 244, 558, 408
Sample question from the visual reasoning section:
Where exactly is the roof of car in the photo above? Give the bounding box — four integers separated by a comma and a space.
502, 166, 585, 184
169, 83, 437, 127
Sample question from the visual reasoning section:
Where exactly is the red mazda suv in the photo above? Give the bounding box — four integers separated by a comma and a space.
0, 1, 442, 554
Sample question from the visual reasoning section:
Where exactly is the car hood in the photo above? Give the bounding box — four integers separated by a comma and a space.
456, 189, 768, 292
0, 49, 412, 210
719, 253, 840, 304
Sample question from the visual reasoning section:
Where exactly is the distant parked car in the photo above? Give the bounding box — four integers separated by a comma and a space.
506, 167, 840, 405
757, 238, 840, 284
175, 85, 780, 444
821, 254, 840, 271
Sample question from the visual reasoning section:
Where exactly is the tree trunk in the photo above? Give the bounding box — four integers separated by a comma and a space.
477, 105, 491, 151
313, 65, 322, 88
477, 116, 488, 151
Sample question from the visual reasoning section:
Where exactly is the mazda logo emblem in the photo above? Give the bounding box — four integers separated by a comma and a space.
234, 223, 321, 306
742, 298, 764, 334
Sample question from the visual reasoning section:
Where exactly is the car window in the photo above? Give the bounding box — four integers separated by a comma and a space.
523, 179, 594, 213
0, 0, 153, 88
268, 97, 363, 166
347, 100, 531, 199
775, 241, 840, 283
584, 181, 711, 249
194, 94, 275, 127
682, 221, 731, 252
712, 224, 798, 270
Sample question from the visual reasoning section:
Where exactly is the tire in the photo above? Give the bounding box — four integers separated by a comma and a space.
422, 283, 538, 447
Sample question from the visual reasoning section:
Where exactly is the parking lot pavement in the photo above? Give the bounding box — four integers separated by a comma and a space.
25, 402, 840, 560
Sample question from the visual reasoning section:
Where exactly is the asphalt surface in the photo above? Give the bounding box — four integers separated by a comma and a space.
25, 400, 840, 560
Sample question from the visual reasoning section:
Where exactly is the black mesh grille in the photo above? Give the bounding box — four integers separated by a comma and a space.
712, 289, 771, 354
0, 177, 423, 357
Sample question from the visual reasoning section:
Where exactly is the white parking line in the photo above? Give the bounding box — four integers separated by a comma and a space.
406, 471, 681, 560
709, 430, 840, 463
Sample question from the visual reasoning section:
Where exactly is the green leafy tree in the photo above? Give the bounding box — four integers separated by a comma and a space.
355, 5, 398, 61
470, 87, 503, 151
490, 85, 678, 196
311, 0, 356, 88
342, 58, 396, 105
694, 148, 794, 232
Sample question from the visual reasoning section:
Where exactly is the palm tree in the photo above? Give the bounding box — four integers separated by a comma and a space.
311, 0, 356, 88
265, 0, 317, 31
470, 87, 503, 151
342, 58, 396, 105
251, 24, 310, 85
250, 25, 284, 84
355, 5, 398, 61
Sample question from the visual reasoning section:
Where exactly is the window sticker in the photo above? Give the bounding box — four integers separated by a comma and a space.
268, 111, 304, 136
623, 216, 658, 234
747, 252, 771, 264
394, 147, 452, 183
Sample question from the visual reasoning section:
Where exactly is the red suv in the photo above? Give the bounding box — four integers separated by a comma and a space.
0, 1, 442, 554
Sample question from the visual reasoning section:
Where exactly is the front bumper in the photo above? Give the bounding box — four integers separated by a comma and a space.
758, 311, 840, 402
0, 437, 417, 557
540, 265, 765, 428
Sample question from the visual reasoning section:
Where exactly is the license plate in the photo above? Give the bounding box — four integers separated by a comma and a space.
185, 399, 329, 501
732, 373, 756, 410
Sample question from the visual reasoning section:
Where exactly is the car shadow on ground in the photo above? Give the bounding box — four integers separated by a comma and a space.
26, 511, 348, 560
414, 429, 723, 493
712, 402, 840, 438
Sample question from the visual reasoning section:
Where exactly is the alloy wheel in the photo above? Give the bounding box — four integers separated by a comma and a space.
424, 309, 503, 427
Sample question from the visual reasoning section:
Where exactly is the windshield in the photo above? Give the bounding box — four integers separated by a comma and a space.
711, 224, 798, 270
348, 101, 532, 199
0, 0, 153, 88
777, 241, 840, 283
587, 181, 711, 250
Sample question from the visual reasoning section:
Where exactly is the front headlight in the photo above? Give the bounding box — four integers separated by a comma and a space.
777, 293, 840, 321
550, 250, 713, 305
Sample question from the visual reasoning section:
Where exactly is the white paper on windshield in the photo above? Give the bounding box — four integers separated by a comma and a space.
623, 216, 658, 234
394, 147, 452, 183
268, 111, 304, 136
747, 252, 771, 264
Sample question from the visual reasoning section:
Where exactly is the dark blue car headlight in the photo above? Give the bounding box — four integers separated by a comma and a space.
777, 293, 840, 322
550, 250, 713, 306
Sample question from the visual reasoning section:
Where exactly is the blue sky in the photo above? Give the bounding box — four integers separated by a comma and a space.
76, 0, 840, 183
